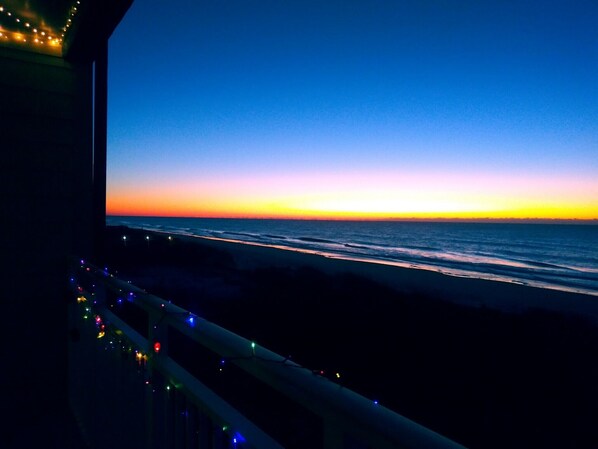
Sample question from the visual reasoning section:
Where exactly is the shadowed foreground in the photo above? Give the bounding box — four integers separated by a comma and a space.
100, 225, 598, 449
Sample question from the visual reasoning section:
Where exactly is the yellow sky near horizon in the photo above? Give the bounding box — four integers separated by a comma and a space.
107, 169, 598, 220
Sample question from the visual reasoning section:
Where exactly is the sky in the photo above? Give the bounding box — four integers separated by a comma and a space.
106, 0, 598, 220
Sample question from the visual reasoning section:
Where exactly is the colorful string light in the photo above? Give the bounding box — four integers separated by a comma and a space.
74, 257, 346, 385
71, 252, 363, 449
72, 285, 243, 447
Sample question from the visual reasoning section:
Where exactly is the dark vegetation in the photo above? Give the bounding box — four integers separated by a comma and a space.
101, 226, 598, 449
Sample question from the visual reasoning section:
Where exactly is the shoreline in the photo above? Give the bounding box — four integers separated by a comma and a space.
144, 228, 598, 323
196, 234, 598, 296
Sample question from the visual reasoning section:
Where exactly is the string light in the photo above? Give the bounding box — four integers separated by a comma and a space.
70, 259, 363, 449
0, 0, 81, 53
75, 261, 350, 388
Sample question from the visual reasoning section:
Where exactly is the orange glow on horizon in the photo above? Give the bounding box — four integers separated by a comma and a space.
107, 170, 598, 221
107, 193, 598, 221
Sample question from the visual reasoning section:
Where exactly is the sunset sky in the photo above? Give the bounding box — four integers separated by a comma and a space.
106, 0, 598, 220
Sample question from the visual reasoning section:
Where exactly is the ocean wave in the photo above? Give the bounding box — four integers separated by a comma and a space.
222, 231, 263, 239
298, 237, 337, 244
508, 258, 577, 271
344, 243, 369, 250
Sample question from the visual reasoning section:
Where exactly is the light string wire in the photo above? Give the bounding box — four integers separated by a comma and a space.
70, 256, 384, 448
71, 282, 248, 446
75, 261, 346, 383
74, 235, 384, 399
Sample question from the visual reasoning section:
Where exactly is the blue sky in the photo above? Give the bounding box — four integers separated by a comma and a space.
106, 0, 598, 219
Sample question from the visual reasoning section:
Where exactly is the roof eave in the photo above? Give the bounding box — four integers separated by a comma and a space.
62, 0, 133, 62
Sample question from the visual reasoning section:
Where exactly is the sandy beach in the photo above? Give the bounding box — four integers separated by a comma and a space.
176, 231, 598, 320
101, 225, 598, 449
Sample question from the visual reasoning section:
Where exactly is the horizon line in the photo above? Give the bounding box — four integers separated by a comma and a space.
106, 214, 598, 224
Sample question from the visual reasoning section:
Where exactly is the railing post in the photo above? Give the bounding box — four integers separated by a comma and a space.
186, 403, 199, 448
147, 308, 169, 449
197, 410, 212, 449
174, 388, 187, 449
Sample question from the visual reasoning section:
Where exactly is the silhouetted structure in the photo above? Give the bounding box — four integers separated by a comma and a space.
1, 1, 133, 447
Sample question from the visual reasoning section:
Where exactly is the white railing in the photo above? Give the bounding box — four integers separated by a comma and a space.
68, 258, 468, 449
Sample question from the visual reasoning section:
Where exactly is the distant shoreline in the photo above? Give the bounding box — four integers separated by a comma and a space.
109, 225, 598, 323
181, 232, 598, 298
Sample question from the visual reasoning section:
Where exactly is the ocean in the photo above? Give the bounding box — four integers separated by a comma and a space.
107, 216, 598, 297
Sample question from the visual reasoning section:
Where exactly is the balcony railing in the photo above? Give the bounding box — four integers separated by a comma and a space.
67, 258, 468, 449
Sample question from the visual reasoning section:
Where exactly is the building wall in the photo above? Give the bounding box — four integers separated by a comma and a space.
0, 46, 93, 442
